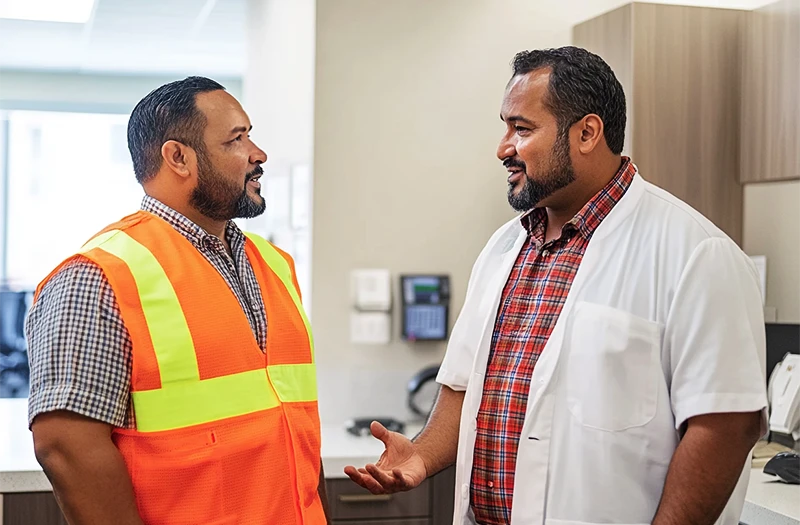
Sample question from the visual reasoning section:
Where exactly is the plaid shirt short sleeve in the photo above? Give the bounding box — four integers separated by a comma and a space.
469, 159, 636, 525
26, 259, 134, 428
26, 196, 268, 429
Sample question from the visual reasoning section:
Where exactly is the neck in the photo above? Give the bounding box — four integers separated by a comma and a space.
543, 155, 623, 241
180, 207, 228, 240
145, 190, 228, 239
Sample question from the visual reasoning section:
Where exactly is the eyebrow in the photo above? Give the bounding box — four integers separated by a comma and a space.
229, 125, 253, 135
501, 114, 536, 127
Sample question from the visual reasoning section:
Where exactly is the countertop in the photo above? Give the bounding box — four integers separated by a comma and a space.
742, 468, 800, 525
0, 399, 412, 492
2, 400, 798, 524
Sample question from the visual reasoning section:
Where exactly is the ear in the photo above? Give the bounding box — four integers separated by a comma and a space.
160, 140, 196, 180
574, 114, 605, 155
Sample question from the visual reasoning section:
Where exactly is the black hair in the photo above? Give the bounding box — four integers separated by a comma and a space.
511, 46, 626, 154
127, 76, 226, 183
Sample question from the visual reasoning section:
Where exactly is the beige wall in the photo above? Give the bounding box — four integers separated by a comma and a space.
308, 0, 789, 425
743, 181, 800, 322
312, 0, 577, 424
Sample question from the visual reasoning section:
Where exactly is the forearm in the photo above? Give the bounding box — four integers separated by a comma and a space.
412, 385, 464, 476
652, 412, 761, 525
38, 439, 142, 525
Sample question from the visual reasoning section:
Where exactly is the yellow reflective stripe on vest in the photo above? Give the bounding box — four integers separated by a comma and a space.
267, 363, 318, 403
244, 232, 315, 357
80, 230, 200, 384
81, 229, 315, 433
132, 369, 279, 432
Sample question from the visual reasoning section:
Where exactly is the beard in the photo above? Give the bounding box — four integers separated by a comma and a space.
506, 128, 576, 212
190, 148, 266, 222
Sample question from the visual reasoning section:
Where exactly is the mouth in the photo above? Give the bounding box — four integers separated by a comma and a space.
246, 172, 262, 190
507, 168, 524, 185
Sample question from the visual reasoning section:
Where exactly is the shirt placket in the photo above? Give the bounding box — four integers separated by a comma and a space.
201, 236, 262, 347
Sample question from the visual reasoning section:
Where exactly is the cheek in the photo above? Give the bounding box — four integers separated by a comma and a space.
518, 136, 558, 169
515, 138, 543, 168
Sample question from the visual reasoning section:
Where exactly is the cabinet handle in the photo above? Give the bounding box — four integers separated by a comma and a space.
338, 494, 393, 503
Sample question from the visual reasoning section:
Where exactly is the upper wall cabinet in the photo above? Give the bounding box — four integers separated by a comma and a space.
574, 3, 745, 244
740, 0, 800, 183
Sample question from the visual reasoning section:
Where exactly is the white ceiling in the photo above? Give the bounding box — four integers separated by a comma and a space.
0, 0, 777, 78
0, 0, 246, 77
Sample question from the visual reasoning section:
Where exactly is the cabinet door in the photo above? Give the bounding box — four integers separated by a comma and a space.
333, 518, 431, 525
328, 478, 430, 520
2, 492, 67, 525
741, 0, 800, 182
431, 466, 456, 525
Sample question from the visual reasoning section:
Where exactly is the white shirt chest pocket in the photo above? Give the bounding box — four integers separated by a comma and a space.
563, 301, 663, 432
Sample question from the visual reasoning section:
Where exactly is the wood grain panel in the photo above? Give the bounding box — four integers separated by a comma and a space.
333, 518, 432, 525
573, 4, 634, 157
740, 0, 800, 183
632, 3, 745, 244
2, 492, 67, 525
328, 477, 430, 520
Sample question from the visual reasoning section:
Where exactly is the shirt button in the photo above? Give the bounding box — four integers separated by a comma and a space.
488, 481, 494, 488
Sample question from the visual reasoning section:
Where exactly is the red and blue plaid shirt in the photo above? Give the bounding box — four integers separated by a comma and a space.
470, 158, 636, 525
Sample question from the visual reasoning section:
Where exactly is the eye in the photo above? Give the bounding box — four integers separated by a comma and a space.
233, 135, 243, 142
514, 125, 531, 136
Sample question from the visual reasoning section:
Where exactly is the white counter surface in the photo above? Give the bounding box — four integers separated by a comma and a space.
742, 468, 800, 525
0, 399, 411, 491
2, 399, 798, 524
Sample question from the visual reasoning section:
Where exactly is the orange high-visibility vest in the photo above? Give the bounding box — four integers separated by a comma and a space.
36, 211, 324, 525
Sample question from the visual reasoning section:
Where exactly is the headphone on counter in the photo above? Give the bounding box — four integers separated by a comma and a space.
407, 365, 441, 419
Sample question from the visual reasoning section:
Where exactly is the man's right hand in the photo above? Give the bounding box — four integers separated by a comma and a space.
343, 421, 429, 494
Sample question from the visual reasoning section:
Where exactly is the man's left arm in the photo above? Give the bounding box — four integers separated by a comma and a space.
652, 411, 762, 525
659, 237, 770, 525
319, 459, 331, 524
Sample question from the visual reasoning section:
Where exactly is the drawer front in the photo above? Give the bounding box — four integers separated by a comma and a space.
333, 520, 429, 525
328, 478, 430, 520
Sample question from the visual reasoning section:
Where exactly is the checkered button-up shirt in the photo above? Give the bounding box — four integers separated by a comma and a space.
26, 196, 267, 429
469, 159, 636, 525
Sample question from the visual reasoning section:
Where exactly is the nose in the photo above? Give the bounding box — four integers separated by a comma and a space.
497, 132, 515, 162
250, 142, 267, 165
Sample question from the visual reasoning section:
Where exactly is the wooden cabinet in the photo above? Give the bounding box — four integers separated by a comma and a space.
740, 0, 800, 183
1, 493, 67, 525
328, 466, 455, 525
574, 3, 746, 244
328, 478, 431, 521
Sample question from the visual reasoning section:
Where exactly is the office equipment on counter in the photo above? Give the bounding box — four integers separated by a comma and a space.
766, 323, 800, 385
768, 353, 800, 440
346, 417, 405, 437
763, 451, 800, 484
752, 440, 794, 468
400, 275, 450, 341
408, 365, 440, 419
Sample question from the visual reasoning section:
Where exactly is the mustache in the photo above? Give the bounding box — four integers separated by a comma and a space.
503, 157, 526, 171
245, 165, 263, 182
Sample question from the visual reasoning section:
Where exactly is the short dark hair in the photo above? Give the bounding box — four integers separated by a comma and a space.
511, 46, 626, 155
127, 76, 226, 183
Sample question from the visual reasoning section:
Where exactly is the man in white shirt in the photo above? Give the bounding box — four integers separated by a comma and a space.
345, 46, 767, 525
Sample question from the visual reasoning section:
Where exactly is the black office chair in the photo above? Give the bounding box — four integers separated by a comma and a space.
0, 289, 32, 398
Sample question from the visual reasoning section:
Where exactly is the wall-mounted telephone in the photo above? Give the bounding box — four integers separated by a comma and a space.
400, 275, 450, 341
